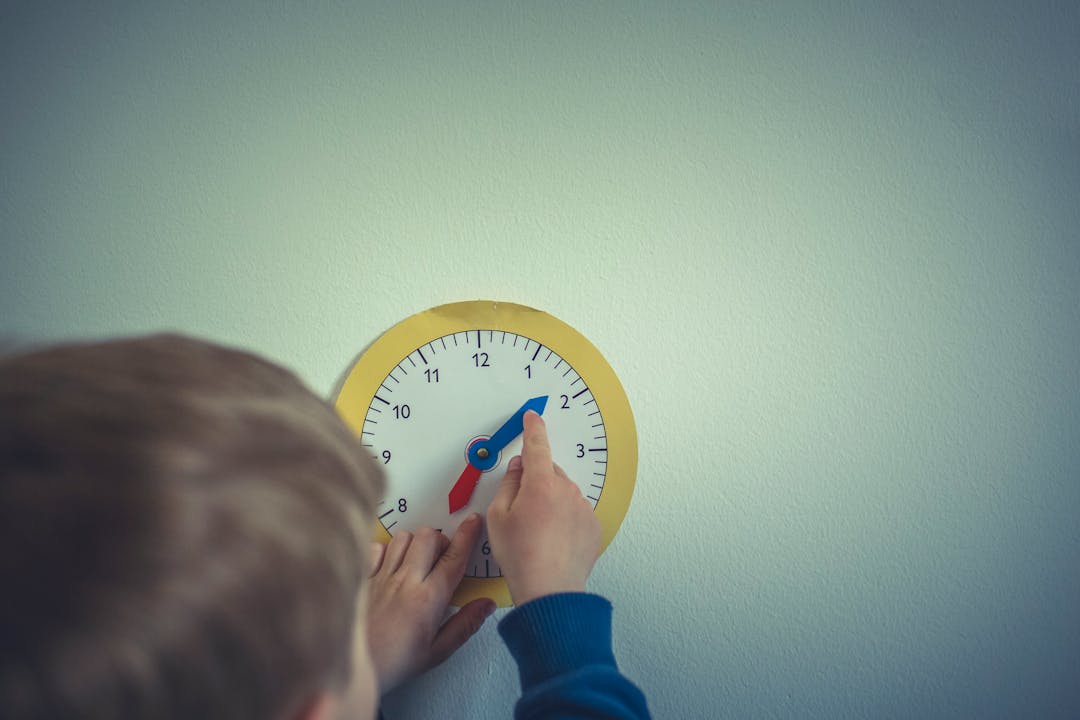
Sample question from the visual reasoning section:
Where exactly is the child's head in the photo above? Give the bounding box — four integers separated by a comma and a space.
0, 335, 385, 720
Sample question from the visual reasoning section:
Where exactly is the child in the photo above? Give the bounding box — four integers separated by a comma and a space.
0, 335, 649, 719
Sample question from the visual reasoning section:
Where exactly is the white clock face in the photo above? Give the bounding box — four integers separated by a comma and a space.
358, 329, 608, 579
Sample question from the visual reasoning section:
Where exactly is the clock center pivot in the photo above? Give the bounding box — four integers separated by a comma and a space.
465, 436, 500, 472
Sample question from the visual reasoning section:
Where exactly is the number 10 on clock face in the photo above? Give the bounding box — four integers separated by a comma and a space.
360, 330, 608, 580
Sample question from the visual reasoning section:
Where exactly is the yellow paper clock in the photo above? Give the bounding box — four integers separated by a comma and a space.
335, 301, 637, 607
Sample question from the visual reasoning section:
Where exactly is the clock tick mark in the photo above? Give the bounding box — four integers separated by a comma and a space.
571, 387, 588, 400
374, 395, 390, 405
417, 348, 428, 365
407, 356, 416, 367
531, 345, 542, 362
590, 483, 604, 489
583, 399, 596, 406
378, 509, 394, 520
545, 349, 553, 362
570, 377, 583, 386
562, 367, 573, 377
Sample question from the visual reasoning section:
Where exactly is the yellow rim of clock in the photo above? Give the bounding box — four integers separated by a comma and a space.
335, 300, 638, 607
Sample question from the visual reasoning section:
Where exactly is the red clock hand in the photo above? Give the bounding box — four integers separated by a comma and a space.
448, 397, 548, 514
448, 463, 483, 514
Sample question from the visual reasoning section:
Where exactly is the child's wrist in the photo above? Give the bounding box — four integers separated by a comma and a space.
509, 578, 587, 607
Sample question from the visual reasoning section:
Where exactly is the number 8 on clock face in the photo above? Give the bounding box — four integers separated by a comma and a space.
334, 301, 637, 607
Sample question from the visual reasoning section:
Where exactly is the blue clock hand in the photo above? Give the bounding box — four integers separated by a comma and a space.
484, 395, 548, 455
450, 395, 549, 513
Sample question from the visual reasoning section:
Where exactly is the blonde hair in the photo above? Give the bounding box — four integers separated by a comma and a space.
0, 334, 384, 720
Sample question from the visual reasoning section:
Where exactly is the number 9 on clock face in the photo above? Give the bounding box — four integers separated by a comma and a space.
334, 302, 637, 607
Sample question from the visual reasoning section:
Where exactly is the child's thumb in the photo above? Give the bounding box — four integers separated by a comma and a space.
489, 455, 524, 512
427, 598, 497, 668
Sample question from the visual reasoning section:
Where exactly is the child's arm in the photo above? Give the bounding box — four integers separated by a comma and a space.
487, 412, 651, 719
498, 593, 650, 719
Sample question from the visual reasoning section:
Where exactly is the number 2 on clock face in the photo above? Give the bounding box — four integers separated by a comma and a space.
361, 330, 608, 579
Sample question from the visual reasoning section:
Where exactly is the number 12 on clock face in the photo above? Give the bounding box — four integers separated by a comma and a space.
360, 330, 608, 579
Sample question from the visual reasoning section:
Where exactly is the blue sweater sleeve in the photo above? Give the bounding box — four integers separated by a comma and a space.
497, 593, 651, 720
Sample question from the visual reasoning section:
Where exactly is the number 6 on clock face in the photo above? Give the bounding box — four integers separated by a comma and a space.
334, 301, 638, 607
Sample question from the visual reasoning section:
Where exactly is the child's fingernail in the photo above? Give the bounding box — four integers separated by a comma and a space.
466, 512, 482, 524
508, 455, 522, 471
482, 599, 497, 617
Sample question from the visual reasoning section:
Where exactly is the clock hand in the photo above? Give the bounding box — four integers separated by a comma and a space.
448, 395, 549, 514
485, 395, 548, 456
448, 464, 483, 515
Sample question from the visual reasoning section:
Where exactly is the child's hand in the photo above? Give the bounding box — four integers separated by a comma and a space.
365, 516, 495, 695
486, 411, 602, 606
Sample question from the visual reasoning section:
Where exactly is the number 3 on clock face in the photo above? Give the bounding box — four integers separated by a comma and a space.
334, 301, 638, 607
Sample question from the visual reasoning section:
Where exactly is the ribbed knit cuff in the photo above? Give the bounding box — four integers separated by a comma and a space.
497, 592, 616, 690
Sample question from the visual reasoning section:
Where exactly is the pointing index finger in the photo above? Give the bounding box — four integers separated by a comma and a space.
521, 410, 553, 479
432, 513, 482, 592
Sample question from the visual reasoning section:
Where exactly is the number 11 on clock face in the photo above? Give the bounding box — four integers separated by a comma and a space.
359, 330, 608, 579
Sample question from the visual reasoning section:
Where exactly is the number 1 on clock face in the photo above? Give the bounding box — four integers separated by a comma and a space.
360, 330, 608, 578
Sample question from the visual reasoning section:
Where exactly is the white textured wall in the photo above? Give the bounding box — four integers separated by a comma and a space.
3, 2, 1079, 718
